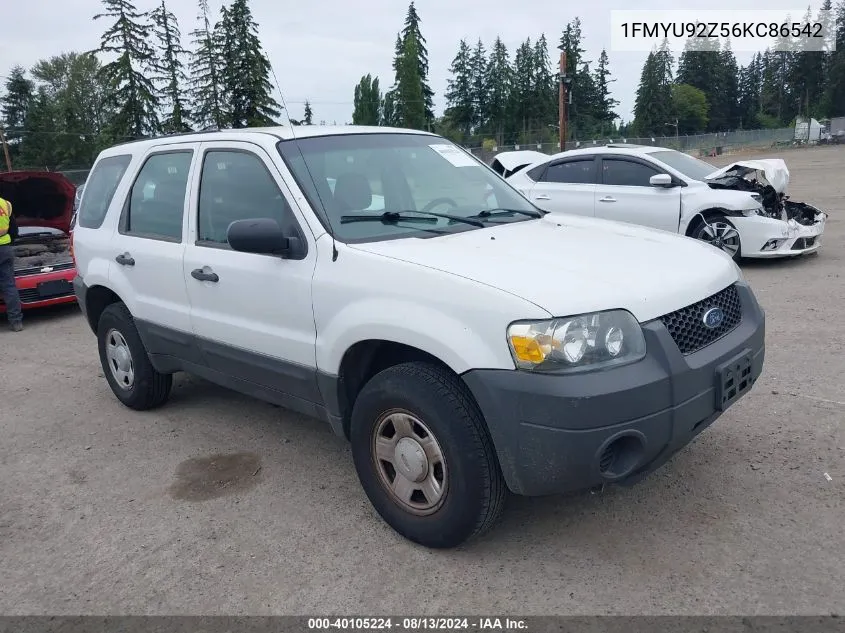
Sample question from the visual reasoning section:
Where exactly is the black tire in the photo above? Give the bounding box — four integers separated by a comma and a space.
97, 302, 172, 410
350, 361, 506, 549
690, 214, 742, 261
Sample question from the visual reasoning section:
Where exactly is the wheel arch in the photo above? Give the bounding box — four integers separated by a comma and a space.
683, 207, 740, 236
83, 284, 124, 334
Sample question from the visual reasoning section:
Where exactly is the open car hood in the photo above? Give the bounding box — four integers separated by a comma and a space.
491, 150, 549, 172
0, 170, 76, 233
704, 159, 790, 194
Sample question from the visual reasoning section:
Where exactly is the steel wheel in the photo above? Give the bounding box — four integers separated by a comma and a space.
371, 409, 448, 516
698, 220, 741, 257
105, 328, 135, 389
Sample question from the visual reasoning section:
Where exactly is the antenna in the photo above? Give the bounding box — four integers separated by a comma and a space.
269, 64, 339, 262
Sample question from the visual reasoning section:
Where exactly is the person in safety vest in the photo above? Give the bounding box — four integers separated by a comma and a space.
0, 196, 23, 331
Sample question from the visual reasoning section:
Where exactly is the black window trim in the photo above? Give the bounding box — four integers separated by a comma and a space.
540, 155, 599, 185
118, 148, 195, 244
194, 146, 309, 260
76, 153, 134, 230
598, 154, 687, 187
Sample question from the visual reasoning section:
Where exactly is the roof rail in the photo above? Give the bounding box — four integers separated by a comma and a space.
605, 142, 650, 148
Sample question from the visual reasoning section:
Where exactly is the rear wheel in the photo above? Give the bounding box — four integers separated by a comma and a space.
97, 303, 172, 410
692, 215, 742, 261
350, 362, 506, 549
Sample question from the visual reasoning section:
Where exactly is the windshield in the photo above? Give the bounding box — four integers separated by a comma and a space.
650, 150, 717, 181
277, 133, 540, 242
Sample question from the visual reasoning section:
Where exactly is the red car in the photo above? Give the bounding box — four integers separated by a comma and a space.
0, 171, 78, 314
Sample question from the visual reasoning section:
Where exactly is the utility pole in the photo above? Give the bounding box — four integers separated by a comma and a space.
0, 126, 12, 172
558, 50, 567, 152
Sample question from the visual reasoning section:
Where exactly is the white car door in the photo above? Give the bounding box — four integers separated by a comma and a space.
107, 144, 198, 336
594, 156, 682, 233
524, 156, 597, 217
182, 141, 320, 405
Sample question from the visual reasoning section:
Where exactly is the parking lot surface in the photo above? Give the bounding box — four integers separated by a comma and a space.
1, 146, 843, 615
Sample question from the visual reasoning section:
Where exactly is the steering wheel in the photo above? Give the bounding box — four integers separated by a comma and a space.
421, 197, 459, 213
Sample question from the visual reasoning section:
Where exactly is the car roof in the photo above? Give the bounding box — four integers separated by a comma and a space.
540, 144, 671, 161
100, 125, 438, 157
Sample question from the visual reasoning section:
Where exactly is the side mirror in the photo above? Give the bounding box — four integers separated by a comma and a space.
650, 173, 674, 187
227, 218, 293, 257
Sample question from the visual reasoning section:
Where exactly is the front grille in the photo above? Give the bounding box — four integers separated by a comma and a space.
792, 237, 816, 250
0, 286, 75, 305
15, 261, 75, 276
659, 284, 742, 355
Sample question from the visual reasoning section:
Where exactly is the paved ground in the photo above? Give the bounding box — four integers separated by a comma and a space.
1, 146, 843, 616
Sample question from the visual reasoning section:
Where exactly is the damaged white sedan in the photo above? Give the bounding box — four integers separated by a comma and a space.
500, 144, 827, 260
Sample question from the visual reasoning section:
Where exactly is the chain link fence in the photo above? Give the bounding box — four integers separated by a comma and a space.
465, 127, 798, 164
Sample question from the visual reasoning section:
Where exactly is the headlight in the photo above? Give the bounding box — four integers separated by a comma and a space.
742, 206, 766, 217
507, 310, 646, 373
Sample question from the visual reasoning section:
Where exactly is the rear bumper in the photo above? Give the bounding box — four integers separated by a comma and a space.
462, 282, 766, 497
0, 268, 77, 313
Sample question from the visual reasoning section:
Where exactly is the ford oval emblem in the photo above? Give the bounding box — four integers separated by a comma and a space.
703, 307, 725, 329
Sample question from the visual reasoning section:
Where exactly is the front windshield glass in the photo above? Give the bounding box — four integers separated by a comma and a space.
650, 150, 717, 181
277, 133, 541, 242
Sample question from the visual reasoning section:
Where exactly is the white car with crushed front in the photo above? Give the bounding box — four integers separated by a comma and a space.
501, 144, 826, 260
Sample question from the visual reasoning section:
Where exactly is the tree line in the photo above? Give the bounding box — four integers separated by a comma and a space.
0, 0, 301, 170
631, 0, 845, 137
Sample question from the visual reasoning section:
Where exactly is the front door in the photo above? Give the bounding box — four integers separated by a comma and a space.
594, 157, 682, 233
182, 141, 319, 404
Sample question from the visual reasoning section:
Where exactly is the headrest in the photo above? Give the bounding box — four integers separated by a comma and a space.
332, 173, 372, 211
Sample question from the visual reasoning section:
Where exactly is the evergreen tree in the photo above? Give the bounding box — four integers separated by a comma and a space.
469, 39, 488, 133
444, 39, 474, 138
711, 42, 740, 130
303, 100, 313, 125
217, 0, 281, 128
509, 39, 535, 139
633, 40, 674, 136
381, 90, 397, 126
398, 2, 435, 127
593, 49, 619, 134
738, 53, 763, 127
18, 87, 58, 168
0, 66, 34, 160
485, 37, 511, 144
94, 0, 160, 140
189, 0, 225, 129
822, 0, 845, 116
531, 35, 556, 134
394, 34, 426, 129
352, 74, 382, 125
151, 0, 191, 133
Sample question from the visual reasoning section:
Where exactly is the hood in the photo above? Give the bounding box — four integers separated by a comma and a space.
491, 150, 549, 172
0, 170, 77, 233
705, 159, 790, 194
351, 215, 739, 323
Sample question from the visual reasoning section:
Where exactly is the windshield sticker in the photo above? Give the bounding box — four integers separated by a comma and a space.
428, 144, 478, 167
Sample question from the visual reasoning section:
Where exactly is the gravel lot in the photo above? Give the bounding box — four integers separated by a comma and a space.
1, 145, 843, 616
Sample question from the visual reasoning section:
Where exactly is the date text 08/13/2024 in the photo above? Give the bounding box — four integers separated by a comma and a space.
307, 618, 528, 631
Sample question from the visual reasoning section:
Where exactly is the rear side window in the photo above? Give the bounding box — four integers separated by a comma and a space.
197, 150, 297, 247
121, 151, 193, 241
543, 159, 595, 184
602, 159, 660, 186
526, 163, 547, 181
77, 155, 132, 229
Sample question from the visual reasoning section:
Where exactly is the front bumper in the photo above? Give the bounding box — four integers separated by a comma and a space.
732, 213, 826, 258
0, 267, 78, 313
462, 282, 765, 496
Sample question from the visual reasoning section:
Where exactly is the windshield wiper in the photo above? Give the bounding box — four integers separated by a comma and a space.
468, 207, 545, 220
340, 210, 485, 228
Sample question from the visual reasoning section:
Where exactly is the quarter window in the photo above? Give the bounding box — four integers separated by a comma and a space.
197, 150, 296, 246
123, 151, 192, 240
543, 159, 595, 184
602, 159, 660, 187
77, 155, 132, 229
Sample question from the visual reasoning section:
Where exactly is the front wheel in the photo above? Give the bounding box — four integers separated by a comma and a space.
692, 215, 742, 261
350, 362, 506, 548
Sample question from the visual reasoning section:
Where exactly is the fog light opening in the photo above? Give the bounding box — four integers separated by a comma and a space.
597, 434, 645, 480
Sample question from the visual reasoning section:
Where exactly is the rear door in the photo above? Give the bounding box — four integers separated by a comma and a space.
594, 156, 682, 232
524, 156, 597, 217
107, 144, 198, 338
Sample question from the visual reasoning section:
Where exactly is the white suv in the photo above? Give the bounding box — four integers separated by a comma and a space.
72, 126, 766, 548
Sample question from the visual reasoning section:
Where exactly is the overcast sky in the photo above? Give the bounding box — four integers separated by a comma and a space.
0, 0, 826, 135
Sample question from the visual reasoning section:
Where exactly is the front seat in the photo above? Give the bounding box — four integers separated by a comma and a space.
332, 173, 373, 213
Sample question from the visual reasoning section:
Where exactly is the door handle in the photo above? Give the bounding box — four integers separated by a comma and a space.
115, 253, 135, 266
191, 268, 219, 283
599, 196, 617, 203
534, 194, 551, 200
